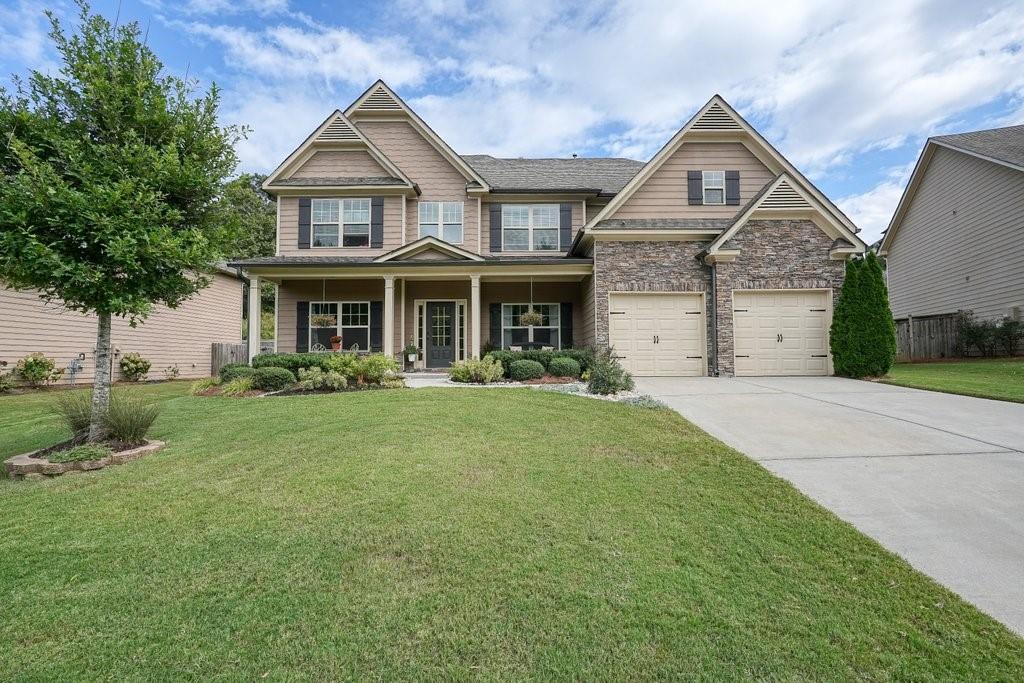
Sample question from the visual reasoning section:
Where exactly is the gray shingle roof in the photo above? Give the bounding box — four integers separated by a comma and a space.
267, 176, 408, 187
461, 155, 645, 194
593, 217, 731, 230
931, 125, 1024, 170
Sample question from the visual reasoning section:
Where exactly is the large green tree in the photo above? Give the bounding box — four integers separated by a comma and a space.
0, 1, 244, 439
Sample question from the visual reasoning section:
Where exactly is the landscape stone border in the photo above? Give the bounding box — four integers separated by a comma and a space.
4, 440, 166, 480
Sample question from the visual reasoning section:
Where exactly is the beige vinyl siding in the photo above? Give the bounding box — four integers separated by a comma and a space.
277, 279, 399, 354
586, 198, 610, 225
0, 273, 242, 384
481, 200, 583, 255
887, 146, 1024, 320
277, 195, 402, 258
356, 120, 480, 254
287, 150, 388, 178
578, 273, 596, 347
610, 142, 774, 219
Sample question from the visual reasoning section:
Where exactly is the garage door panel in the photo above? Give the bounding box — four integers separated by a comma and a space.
733, 290, 831, 377
609, 293, 705, 377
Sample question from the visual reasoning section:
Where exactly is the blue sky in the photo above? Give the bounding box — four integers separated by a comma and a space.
3, 0, 1024, 243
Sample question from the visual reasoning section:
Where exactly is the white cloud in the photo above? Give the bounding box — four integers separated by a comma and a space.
0, 0, 52, 68
144, 0, 289, 18
837, 162, 918, 245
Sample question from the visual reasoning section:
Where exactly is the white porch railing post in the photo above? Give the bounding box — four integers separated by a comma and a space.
247, 276, 261, 363
383, 276, 395, 358
470, 274, 481, 359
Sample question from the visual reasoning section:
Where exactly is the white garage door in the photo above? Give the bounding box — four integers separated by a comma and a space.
733, 290, 831, 376
608, 293, 706, 376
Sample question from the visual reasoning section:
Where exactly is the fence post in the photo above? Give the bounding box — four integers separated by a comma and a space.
907, 314, 914, 360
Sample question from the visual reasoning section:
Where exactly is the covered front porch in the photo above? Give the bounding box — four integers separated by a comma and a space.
241, 258, 594, 369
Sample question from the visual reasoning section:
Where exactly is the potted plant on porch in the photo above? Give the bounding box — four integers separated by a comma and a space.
519, 309, 543, 327
404, 343, 419, 369
329, 335, 343, 351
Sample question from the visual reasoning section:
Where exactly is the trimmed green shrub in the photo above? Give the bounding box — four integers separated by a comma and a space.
219, 363, 256, 382
587, 347, 634, 395
486, 348, 594, 377
49, 444, 112, 464
322, 352, 359, 377
830, 253, 896, 378
509, 359, 545, 381
16, 352, 63, 387
221, 377, 256, 397
190, 376, 220, 395
353, 354, 400, 384
54, 391, 93, 434
119, 352, 151, 381
449, 356, 505, 384
547, 356, 581, 378
102, 392, 159, 444
995, 318, 1023, 357
252, 367, 295, 391
554, 348, 594, 373
296, 367, 347, 391
252, 352, 335, 373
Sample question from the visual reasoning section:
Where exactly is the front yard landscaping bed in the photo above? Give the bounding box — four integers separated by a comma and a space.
881, 357, 1024, 402
5, 440, 165, 479
1, 382, 1023, 679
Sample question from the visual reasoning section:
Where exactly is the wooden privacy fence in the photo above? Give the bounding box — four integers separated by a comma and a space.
211, 342, 247, 375
895, 314, 959, 361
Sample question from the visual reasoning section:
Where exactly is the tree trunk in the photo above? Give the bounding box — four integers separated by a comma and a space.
88, 312, 112, 442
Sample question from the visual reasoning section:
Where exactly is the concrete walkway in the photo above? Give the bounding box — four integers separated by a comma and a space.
634, 375, 1024, 636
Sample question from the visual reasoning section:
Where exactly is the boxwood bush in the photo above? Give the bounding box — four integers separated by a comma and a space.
252, 352, 335, 373
252, 367, 296, 391
547, 356, 581, 378
219, 363, 255, 382
509, 359, 545, 381
486, 348, 594, 377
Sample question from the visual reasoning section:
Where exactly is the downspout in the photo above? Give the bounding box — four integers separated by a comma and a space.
708, 260, 720, 377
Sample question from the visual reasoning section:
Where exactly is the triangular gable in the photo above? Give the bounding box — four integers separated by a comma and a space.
262, 110, 415, 191
374, 236, 485, 262
345, 80, 490, 191
702, 173, 864, 257
586, 95, 858, 237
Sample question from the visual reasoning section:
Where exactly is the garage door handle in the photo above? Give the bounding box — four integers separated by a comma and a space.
811, 354, 827, 358
609, 311, 625, 315
810, 308, 826, 312
685, 311, 702, 315
686, 355, 703, 359
734, 309, 748, 312
736, 355, 749, 358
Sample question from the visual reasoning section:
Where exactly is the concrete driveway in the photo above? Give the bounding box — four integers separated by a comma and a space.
634, 375, 1024, 636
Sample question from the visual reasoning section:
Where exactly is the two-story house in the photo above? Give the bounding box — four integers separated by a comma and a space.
231, 81, 865, 376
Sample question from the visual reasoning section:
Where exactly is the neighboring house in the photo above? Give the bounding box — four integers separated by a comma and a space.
231, 81, 866, 377
0, 268, 244, 384
880, 125, 1024, 323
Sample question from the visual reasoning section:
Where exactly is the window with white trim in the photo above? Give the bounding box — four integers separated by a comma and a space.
311, 198, 371, 247
502, 204, 559, 251
308, 301, 370, 351
501, 303, 560, 349
419, 201, 463, 244
702, 171, 725, 205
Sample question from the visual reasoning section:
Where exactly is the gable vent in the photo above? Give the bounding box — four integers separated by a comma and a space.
760, 179, 813, 210
315, 115, 360, 142
359, 85, 402, 111
691, 102, 743, 131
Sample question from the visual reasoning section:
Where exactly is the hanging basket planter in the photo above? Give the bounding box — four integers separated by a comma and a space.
520, 309, 544, 327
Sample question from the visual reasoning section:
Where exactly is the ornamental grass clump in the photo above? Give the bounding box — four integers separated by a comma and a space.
102, 392, 160, 444
54, 391, 93, 434
221, 377, 256, 397
190, 377, 221, 395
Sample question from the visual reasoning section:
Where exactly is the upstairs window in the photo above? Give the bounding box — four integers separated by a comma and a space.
419, 201, 464, 244
502, 204, 559, 251
311, 198, 370, 247
702, 171, 725, 205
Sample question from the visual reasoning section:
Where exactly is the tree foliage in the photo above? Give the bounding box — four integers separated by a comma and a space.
221, 172, 275, 259
830, 252, 897, 378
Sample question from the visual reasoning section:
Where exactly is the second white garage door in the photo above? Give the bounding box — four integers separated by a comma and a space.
608, 293, 706, 376
733, 290, 831, 376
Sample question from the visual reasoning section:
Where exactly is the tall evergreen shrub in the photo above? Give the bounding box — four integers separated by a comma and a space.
830, 253, 896, 377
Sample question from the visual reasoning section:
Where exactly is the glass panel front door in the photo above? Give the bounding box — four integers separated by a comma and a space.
426, 302, 456, 368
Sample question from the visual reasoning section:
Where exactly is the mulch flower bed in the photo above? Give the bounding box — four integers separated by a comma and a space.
522, 376, 576, 385
4, 439, 165, 480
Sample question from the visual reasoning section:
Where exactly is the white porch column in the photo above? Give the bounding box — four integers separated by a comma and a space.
383, 276, 395, 358
247, 276, 261, 362
470, 274, 481, 359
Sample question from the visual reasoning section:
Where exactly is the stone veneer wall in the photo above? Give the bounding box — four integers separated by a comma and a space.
714, 219, 846, 374
593, 240, 713, 372
592, 220, 847, 376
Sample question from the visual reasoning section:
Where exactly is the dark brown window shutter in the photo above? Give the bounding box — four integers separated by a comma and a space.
489, 303, 501, 347
725, 171, 740, 205
559, 203, 572, 251
369, 301, 383, 352
489, 203, 502, 252
298, 198, 312, 248
687, 171, 703, 205
296, 301, 309, 352
560, 302, 573, 349
370, 197, 384, 248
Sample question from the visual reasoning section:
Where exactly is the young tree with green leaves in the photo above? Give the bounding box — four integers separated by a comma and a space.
830, 252, 897, 378
0, 1, 244, 440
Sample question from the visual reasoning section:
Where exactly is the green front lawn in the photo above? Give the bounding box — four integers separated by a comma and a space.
2, 384, 1022, 679
882, 358, 1024, 402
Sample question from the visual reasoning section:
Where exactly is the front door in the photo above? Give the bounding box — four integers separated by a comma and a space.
426, 302, 456, 368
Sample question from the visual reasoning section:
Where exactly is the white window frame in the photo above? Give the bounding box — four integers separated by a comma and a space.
702, 171, 725, 206
418, 201, 464, 244
308, 300, 370, 352
310, 198, 371, 248
500, 303, 561, 349
501, 204, 560, 252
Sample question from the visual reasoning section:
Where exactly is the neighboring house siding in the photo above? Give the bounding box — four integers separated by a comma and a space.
715, 219, 844, 374
0, 273, 242, 384
356, 120, 480, 254
277, 195, 402, 257
287, 150, 387, 178
610, 142, 774, 219
481, 200, 584, 255
887, 146, 1024, 320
